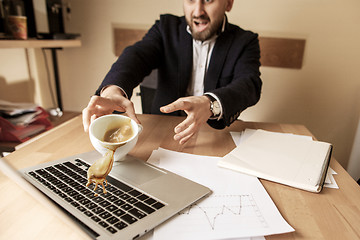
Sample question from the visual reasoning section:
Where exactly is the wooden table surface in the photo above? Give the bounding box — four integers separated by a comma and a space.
1, 114, 359, 240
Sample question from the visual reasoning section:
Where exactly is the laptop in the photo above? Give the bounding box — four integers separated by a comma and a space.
13, 151, 211, 240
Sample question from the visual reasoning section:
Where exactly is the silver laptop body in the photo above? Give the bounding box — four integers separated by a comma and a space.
20, 151, 211, 240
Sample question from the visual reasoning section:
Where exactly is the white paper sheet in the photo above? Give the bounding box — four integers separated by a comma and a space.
324, 168, 338, 189
147, 148, 294, 240
139, 231, 265, 240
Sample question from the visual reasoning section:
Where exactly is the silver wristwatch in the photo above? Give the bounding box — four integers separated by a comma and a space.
206, 95, 221, 117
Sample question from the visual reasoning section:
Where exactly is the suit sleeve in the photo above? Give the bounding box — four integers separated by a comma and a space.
207, 32, 262, 129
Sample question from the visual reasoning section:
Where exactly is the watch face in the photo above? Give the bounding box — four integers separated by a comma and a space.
213, 101, 221, 115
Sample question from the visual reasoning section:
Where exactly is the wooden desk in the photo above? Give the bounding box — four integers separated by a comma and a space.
1, 114, 359, 240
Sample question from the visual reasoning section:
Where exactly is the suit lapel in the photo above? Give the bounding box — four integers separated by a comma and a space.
204, 28, 234, 92
178, 23, 193, 97
177, 17, 234, 94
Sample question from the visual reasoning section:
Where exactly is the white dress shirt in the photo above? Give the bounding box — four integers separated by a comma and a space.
186, 19, 225, 120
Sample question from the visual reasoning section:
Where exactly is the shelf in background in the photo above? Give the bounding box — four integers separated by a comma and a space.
0, 39, 81, 49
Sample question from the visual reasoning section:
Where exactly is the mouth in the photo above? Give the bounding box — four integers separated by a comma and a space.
192, 17, 209, 32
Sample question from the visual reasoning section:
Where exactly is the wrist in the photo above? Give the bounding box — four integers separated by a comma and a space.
101, 85, 127, 98
201, 95, 213, 118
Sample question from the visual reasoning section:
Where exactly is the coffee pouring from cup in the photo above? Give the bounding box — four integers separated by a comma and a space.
89, 114, 143, 161
87, 114, 143, 195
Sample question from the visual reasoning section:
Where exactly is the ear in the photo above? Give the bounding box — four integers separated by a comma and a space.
225, 0, 234, 12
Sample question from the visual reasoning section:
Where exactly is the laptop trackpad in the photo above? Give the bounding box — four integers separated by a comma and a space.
111, 155, 165, 185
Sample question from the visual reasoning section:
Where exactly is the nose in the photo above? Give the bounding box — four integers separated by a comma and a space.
193, 1, 205, 17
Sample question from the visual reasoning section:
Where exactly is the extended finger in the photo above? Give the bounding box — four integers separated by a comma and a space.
160, 99, 188, 113
174, 116, 193, 134
174, 121, 197, 141
178, 132, 195, 145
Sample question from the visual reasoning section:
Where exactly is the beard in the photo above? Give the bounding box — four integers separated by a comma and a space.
186, 14, 224, 41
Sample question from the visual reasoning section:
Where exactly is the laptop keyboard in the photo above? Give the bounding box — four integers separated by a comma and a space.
26, 159, 165, 235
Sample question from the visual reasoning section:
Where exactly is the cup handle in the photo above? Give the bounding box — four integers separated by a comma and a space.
138, 124, 143, 134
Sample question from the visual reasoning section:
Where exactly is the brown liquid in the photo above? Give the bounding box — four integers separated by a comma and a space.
103, 119, 133, 143
86, 119, 134, 195
86, 149, 114, 196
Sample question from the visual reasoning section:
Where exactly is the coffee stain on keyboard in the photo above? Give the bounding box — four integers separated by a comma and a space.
86, 149, 114, 196
86, 121, 134, 196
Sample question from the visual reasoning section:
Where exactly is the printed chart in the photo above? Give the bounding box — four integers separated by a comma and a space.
179, 194, 268, 231
148, 148, 294, 240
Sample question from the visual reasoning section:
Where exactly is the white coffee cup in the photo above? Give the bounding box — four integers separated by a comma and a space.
89, 114, 142, 161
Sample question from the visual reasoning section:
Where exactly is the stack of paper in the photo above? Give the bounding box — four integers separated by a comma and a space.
147, 148, 294, 240
228, 131, 338, 189
324, 167, 338, 189
219, 129, 333, 193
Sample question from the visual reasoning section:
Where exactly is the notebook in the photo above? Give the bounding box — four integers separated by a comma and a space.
218, 129, 332, 193
7, 151, 211, 240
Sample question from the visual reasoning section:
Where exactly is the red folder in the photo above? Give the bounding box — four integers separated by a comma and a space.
0, 107, 52, 142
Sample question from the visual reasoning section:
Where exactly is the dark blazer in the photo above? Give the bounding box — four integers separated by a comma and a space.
97, 14, 262, 129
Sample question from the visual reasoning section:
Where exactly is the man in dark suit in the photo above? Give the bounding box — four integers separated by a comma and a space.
83, 0, 262, 144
